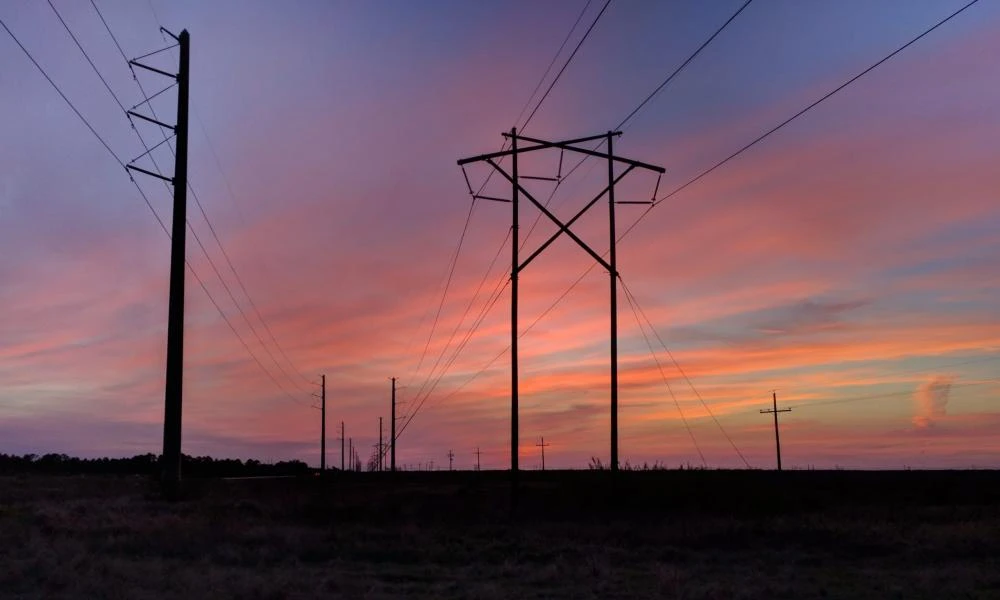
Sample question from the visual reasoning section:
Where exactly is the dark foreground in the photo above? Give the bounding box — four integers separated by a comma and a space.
2, 470, 999, 599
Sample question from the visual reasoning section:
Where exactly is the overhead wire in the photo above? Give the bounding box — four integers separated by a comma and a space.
396, 228, 512, 426
653, 0, 981, 206
518, 0, 754, 252
397, 0, 616, 434
519, 0, 612, 132
90, 0, 315, 396
192, 111, 314, 385
1, 17, 122, 164
620, 275, 707, 466
414, 14, 736, 433
33, 4, 310, 405
619, 276, 751, 467
476, 0, 986, 449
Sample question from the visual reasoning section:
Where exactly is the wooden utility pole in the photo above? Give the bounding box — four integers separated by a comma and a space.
474, 447, 481, 471
390, 377, 397, 472
320, 374, 326, 472
607, 132, 618, 472
448, 450, 454, 471
126, 28, 190, 498
510, 129, 520, 482
378, 416, 383, 472
536, 437, 550, 470
340, 421, 345, 471
760, 391, 792, 470
348, 437, 353, 472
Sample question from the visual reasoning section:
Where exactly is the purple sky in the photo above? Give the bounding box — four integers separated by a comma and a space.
2, 0, 999, 469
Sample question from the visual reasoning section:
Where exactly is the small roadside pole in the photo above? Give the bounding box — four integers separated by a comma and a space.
447, 450, 454, 471
474, 447, 481, 471
760, 391, 792, 470
536, 437, 550, 470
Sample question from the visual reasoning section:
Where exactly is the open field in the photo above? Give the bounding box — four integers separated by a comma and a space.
2, 470, 1000, 599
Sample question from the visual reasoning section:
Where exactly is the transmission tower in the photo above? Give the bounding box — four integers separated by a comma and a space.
458, 129, 663, 476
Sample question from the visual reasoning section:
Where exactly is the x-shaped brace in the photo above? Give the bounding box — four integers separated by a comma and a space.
485, 159, 635, 275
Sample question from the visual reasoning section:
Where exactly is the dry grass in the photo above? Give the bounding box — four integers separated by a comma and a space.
1, 472, 999, 599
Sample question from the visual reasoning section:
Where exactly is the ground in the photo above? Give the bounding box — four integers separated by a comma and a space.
2, 470, 999, 599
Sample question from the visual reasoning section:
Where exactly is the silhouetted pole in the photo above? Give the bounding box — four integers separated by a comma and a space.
320, 374, 326, 473
760, 391, 792, 470
536, 437, 550, 470
390, 377, 397, 472
474, 447, 481, 471
340, 421, 345, 471
511, 127, 520, 500
607, 132, 619, 473
161, 29, 189, 497
448, 449, 455, 471
378, 417, 383, 472
348, 437, 352, 472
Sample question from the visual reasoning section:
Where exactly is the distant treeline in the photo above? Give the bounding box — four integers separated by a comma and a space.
0, 453, 310, 478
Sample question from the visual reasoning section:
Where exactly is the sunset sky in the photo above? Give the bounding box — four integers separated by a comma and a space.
2, 0, 998, 470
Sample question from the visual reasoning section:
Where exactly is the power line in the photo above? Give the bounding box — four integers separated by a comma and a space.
1, 17, 124, 165
395, 273, 510, 438
123, 176, 305, 408
191, 110, 312, 384
520, 0, 612, 131
621, 275, 706, 466
512, 0, 594, 130
619, 276, 751, 468
47, 0, 127, 112
519, 0, 753, 251
413, 200, 477, 375
90, 2, 313, 397
31, 6, 309, 407
397, 228, 511, 425
401, 0, 610, 420
654, 0, 981, 205
507, 0, 986, 417
616, 0, 753, 131
794, 378, 1000, 410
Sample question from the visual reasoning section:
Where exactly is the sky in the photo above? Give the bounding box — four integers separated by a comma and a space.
1, 0, 998, 470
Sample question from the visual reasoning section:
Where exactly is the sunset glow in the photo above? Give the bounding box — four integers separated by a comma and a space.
2, 0, 998, 469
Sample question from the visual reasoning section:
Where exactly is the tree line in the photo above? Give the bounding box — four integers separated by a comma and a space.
0, 453, 310, 477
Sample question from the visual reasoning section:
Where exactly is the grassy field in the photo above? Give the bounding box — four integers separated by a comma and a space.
2, 470, 999, 599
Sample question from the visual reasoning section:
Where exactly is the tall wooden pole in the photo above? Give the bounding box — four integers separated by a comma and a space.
510, 128, 520, 477
608, 131, 619, 473
161, 30, 189, 498
320, 374, 326, 472
390, 377, 397, 472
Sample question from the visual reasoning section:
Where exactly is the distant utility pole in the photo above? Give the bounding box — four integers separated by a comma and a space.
378, 417, 383, 472
536, 437, 550, 471
474, 447, 481, 471
390, 377, 397, 472
125, 28, 190, 498
320, 375, 326, 472
448, 450, 454, 471
348, 437, 353, 472
340, 421, 345, 471
458, 130, 663, 477
760, 391, 792, 470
